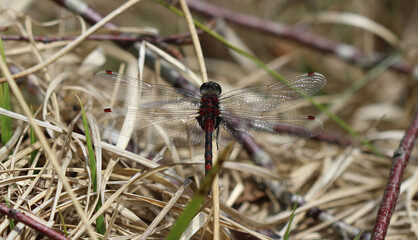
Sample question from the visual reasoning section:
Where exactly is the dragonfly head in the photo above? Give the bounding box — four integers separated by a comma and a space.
200, 81, 222, 96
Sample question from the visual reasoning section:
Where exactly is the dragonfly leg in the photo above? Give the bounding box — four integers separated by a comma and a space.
215, 127, 220, 150
215, 116, 222, 129
196, 115, 204, 129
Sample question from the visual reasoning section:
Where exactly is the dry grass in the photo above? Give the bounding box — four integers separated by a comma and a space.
0, 0, 417, 239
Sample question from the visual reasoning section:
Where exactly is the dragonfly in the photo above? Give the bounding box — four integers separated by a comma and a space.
93, 70, 326, 175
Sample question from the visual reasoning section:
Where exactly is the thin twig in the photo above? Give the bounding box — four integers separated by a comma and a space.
372, 108, 418, 240
1, 33, 195, 45
1, 33, 193, 59
0, 203, 70, 240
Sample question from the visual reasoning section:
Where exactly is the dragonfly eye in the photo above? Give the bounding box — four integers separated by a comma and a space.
200, 82, 222, 95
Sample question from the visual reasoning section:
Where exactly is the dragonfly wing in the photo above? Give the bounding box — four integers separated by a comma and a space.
96, 109, 203, 146
219, 72, 326, 112
217, 112, 323, 146
93, 71, 201, 110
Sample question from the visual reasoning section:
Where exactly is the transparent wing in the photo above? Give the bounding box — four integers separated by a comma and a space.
219, 72, 326, 112
93, 70, 201, 111
96, 109, 204, 146
94, 70, 325, 147
217, 112, 323, 146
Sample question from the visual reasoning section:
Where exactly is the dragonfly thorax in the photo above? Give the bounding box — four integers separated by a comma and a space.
200, 82, 222, 96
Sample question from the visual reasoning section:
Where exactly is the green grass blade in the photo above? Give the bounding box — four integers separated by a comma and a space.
95, 195, 105, 235
283, 195, 299, 240
0, 38, 12, 146
353, 230, 364, 240
59, 210, 68, 236
30, 106, 39, 164
76, 96, 106, 235
4, 197, 15, 230
77, 97, 97, 190
166, 145, 233, 240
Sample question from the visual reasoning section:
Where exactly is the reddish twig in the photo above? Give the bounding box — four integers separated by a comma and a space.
371, 108, 418, 240
184, 0, 417, 79
1, 31, 199, 59
0, 203, 70, 240
1, 34, 194, 45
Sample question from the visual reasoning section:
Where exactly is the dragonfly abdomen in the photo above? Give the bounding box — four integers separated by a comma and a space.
204, 131, 213, 175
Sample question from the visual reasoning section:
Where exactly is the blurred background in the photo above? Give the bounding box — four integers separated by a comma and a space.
1, 0, 417, 239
